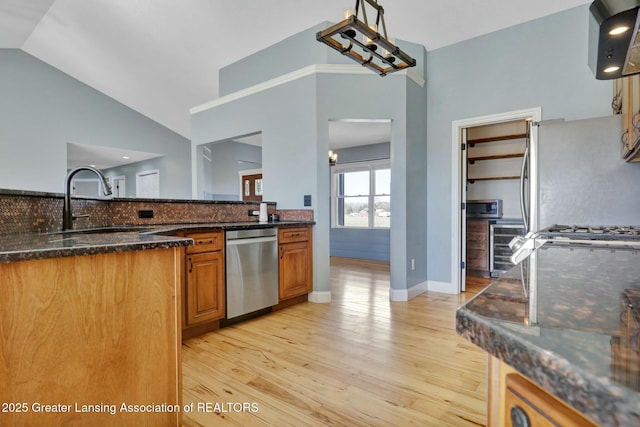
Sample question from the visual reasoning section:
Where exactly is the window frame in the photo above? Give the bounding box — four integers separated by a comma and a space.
331, 159, 391, 229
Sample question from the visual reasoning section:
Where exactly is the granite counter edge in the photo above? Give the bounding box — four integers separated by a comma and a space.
456, 306, 640, 426
0, 221, 315, 264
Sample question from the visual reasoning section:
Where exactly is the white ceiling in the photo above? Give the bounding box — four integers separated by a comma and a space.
2, 0, 591, 142
67, 142, 163, 170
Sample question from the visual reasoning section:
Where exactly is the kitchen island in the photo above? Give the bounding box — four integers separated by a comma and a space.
0, 220, 313, 426
457, 243, 640, 426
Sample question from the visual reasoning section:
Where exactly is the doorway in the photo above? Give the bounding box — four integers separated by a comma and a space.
327, 119, 392, 297
111, 175, 126, 197
452, 108, 541, 293
239, 170, 263, 201
136, 169, 160, 198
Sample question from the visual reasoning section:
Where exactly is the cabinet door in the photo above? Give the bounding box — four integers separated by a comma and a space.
504, 374, 597, 427
279, 242, 311, 300
186, 251, 225, 324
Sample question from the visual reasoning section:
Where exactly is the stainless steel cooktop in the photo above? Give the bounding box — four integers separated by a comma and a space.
537, 225, 640, 240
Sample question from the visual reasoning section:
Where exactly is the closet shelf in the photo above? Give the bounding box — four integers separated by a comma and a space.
467, 132, 527, 146
467, 176, 520, 183
467, 152, 525, 164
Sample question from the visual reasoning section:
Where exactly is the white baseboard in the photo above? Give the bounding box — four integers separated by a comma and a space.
308, 291, 331, 303
389, 281, 428, 301
427, 280, 457, 294
389, 280, 457, 301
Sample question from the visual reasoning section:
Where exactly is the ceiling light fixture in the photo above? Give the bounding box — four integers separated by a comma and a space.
609, 25, 630, 35
329, 150, 338, 166
316, 0, 416, 76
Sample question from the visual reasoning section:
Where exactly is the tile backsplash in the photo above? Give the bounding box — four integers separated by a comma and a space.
0, 190, 313, 235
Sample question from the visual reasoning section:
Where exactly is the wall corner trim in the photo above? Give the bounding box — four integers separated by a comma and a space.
190, 64, 422, 115
308, 291, 331, 303
427, 280, 456, 294
389, 280, 429, 301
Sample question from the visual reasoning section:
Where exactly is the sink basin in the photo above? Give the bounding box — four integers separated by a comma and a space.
45, 226, 153, 235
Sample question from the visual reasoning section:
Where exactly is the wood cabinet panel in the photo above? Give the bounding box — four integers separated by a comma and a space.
504, 373, 597, 427
278, 226, 312, 301
186, 251, 225, 324
184, 231, 225, 327
467, 220, 489, 274
186, 231, 223, 254
0, 249, 182, 427
489, 356, 597, 427
279, 227, 310, 244
616, 75, 640, 161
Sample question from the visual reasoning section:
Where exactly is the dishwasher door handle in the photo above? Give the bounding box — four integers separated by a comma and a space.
226, 236, 278, 246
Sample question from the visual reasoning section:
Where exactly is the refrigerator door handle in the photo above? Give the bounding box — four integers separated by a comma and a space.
519, 146, 530, 233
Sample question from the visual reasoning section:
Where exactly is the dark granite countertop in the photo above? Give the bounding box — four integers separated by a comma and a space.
0, 221, 314, 264
457, 243, 640, 426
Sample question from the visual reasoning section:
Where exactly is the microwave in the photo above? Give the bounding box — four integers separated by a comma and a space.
466, 199, 503, 219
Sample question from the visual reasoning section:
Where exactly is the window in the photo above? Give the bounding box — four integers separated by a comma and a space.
332, 160, 390, 228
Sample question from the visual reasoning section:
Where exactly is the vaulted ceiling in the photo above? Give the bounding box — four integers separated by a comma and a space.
1, 0, 591, 139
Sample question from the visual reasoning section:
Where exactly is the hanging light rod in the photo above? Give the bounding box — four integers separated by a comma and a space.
316, 0, 416, 76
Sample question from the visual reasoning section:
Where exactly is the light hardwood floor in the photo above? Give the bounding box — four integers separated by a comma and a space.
182, 258, 490, 426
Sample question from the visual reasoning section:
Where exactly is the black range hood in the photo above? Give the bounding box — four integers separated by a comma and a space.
589, 0, 640, 79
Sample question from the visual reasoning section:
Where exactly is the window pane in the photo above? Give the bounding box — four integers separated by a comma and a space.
343, 171, 369, 196
343, 196, 369, 227
375, 169, 390, 195
374, 195, 390, 228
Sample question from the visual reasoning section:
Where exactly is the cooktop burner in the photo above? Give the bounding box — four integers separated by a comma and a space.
538, 225, 640, 240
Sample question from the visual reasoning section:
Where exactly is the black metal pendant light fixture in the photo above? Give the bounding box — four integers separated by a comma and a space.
316, 0, 416, 76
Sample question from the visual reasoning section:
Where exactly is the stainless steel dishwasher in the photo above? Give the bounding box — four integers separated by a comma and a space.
225, 228, 278, 319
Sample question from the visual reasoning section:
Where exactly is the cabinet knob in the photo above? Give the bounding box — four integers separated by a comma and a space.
510, 405, 530, 427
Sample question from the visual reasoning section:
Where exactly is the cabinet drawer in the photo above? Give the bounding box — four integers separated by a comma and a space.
504, 373, 597, 427
278, 227, 310, 244
186, 231, 223, 254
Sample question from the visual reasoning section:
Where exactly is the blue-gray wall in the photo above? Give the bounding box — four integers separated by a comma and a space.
425, 5, 612, 287
0, 49, 191, 198
193, 24, 428, 296
219, 22, 426, 95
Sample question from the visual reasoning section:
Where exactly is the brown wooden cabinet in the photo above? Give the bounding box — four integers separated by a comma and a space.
612, 289, 640, 389
489, 356, 597, 427
278, 226, 312, 301
614, 74, 640, 161
0, 249, 182, 427
466, 220, 489, 276
504, 373, 596, 427
184, 231, 225, 327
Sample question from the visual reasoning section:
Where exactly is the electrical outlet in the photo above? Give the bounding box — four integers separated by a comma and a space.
304, 195, 312, 206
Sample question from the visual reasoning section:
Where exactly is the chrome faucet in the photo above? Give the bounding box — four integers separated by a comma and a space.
63, 166, 113, 230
